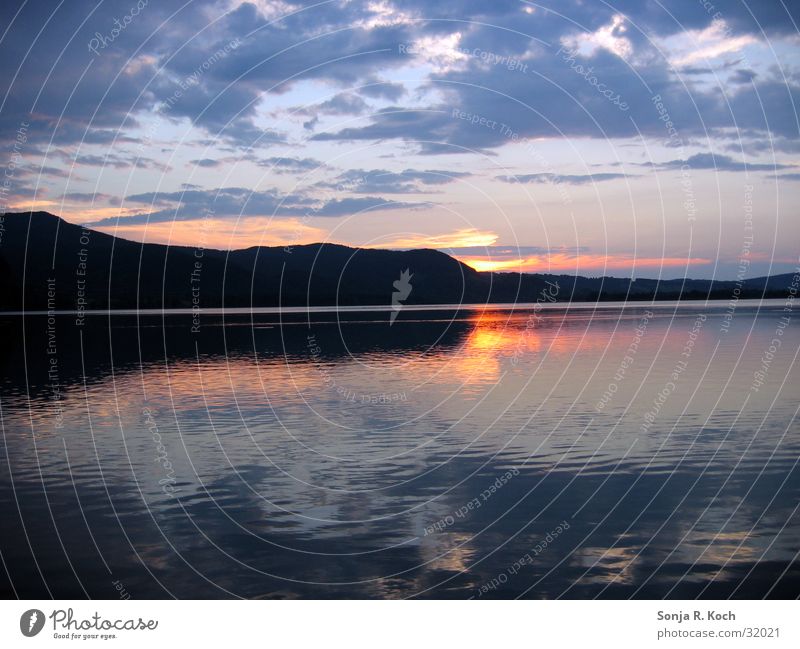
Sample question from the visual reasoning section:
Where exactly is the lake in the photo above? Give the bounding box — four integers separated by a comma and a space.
1, 300, 798, 598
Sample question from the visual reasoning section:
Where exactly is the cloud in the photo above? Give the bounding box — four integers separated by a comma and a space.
89, 186, 422, 225
96, 215, 327, 250
299, 93, 370, 117
659, 153, 795, 172
0, 1, 188, 145
190, 158, 223, 168
380, 228, 498, 249
497, 172, 632, 185
312, 196, 425, 217
16, 165, 72, 179
304, 10, 799, 154
310, 107, 456, 146
359, 80, 407, 101
4, 0, 798, 158
213, 120, 286, 150
661, 19, 757, 68
317, 168, 471, 193
678, 66, 714, 76
257, 157, 326, 173
561, 14, 633, 59
68, 152, 171, 173
120, 186, 311, 217
730, 69, 757, 84
61, 191, 116, 203
320, 93, 369, 115
311, 58, 800, 153
4, 0, 799, 246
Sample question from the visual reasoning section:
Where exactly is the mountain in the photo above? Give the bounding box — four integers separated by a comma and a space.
0, 211, 795, 312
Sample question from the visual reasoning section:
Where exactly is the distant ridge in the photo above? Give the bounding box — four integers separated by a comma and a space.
0, 211, 794, 312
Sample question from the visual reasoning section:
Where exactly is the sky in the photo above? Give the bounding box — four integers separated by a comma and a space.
1, 0, 799, 278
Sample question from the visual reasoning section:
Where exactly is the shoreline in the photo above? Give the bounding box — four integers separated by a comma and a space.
0, 297, 787, 317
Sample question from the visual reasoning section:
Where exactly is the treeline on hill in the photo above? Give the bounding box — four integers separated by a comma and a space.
0, 211, 793, 311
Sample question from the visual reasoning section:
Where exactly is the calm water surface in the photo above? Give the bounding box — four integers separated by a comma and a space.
1, 301, 798, 598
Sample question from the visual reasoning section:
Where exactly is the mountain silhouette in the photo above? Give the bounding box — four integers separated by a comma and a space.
0, 211, 794, 312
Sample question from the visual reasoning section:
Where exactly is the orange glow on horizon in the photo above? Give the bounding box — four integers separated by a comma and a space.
26, 209, 714, 276
62, 206, 151, 223
8, 199, 58, 211
456, 253, 711, 274
378, 228, 499, 249
95, 217, 328, 250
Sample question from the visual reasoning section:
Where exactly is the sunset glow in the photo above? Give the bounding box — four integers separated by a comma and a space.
97, 217, 328, 249
379, 228, 499, 250
1, 0, 796, 284
457, 254, 712, 274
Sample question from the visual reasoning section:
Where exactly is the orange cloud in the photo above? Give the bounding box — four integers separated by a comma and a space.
95, 217, 327, 249
7, 199, 58, 211
10, 202, 154, 224
60, 205, 149, 223
379, 228, 499, 249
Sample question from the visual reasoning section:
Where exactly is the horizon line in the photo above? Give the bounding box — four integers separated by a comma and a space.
1, 210, 792, 282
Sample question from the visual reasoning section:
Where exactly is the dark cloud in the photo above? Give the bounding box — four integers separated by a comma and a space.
359, 80, 407, 101
1, 184, 39, 201
16, 165, 72, 179
2, 0, 798, 165
94, 186, 420, 224
257, 157, 326, 173
313, 93, 369, 116
211, 119, 286, 151
679, 66, 714, 76
311, 196, 425, 217
307, 5, 799, 153
95, 186, 307, 225
0, 0, 200, 145
190, 158, 222, 168
313, 53, 800, 152
731, 69, 757, 84
592, 0, 800, 38
69, 152, 171, 172
213, 8, 413, 88
62, 191, 116, 203
735, 136, 800, 154
659, 153, 795, 172
310, 107, 470, 151
318, 168, 471, 193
